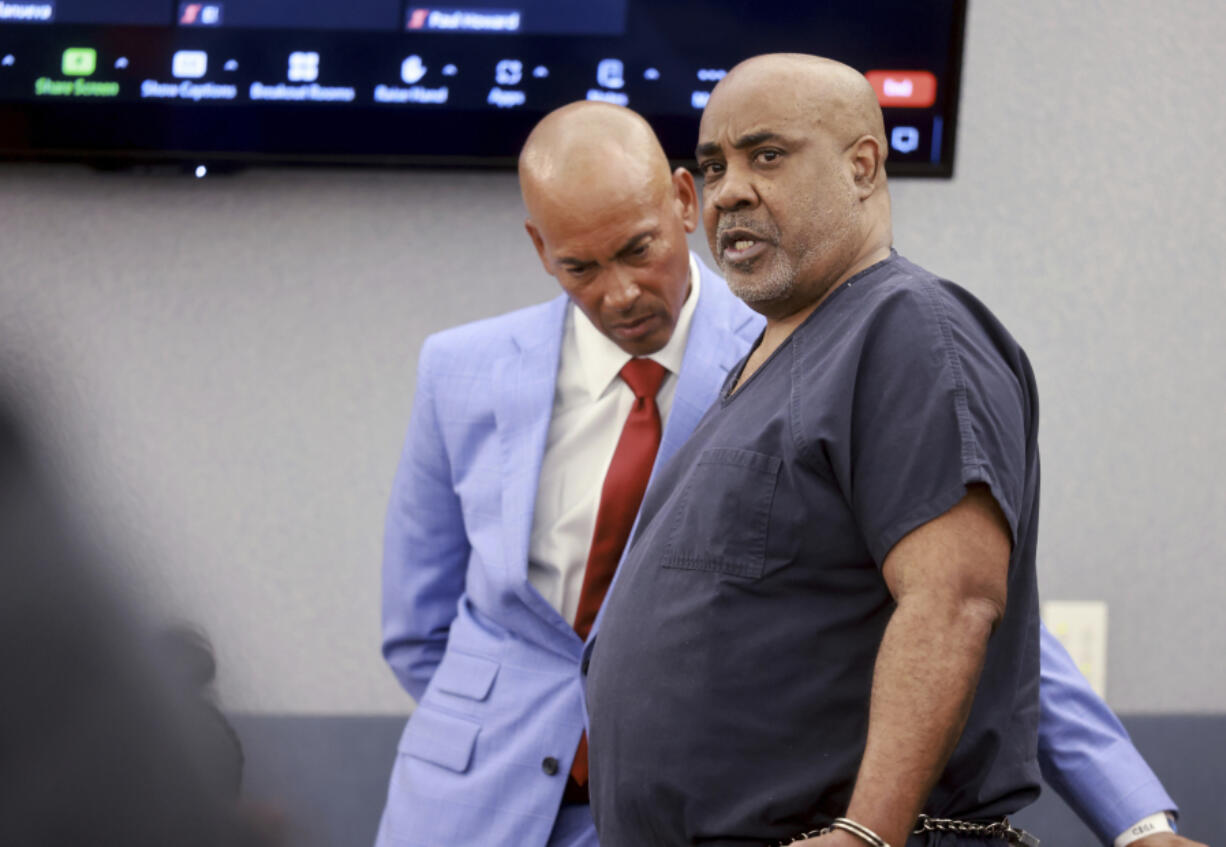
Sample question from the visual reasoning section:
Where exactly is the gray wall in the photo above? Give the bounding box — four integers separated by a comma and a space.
2, 0, 1224, 718
229, 714, 1226, 847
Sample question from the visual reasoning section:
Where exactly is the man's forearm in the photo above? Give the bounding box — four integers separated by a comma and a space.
843, 593, 1001, 847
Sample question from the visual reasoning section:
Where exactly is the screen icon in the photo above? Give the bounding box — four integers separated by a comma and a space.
644, 67, 660, 81
532, 65, 549, 79
62, 48, 97, 77
1, 55, 15, 68
495, 59, 521, 86
114, 57, 129, 69
596, 58, 624, 89
406, 8, 429, 29
890, 126, 920, 154
442, 64, 458, 77
179, 3, 222, 25
866, 70, 937, 108
172, 50, 208, 79
288, 51, 320, 82
884, 78, 913, 98
400, 55, 427, 85
224, 59, 238, 72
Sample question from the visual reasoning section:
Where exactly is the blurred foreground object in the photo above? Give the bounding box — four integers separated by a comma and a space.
0, 392, 278, 847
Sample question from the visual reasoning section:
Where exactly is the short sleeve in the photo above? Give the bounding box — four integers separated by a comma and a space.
848, 281, 1031, 566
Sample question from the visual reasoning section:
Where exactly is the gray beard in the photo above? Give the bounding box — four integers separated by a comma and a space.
723, 259, 795, 303
715, 188, 858, 307
714, 213, 793, 303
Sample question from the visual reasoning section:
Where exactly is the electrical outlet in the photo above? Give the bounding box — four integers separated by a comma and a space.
1041, 600, 1108, 699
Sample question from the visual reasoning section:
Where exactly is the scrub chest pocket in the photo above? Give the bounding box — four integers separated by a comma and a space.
660, 447, 780, 579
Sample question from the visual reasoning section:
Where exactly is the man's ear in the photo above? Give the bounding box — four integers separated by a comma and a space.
849, 134, 886, 198
671, 166, 700, 233
524, 219, 553, 275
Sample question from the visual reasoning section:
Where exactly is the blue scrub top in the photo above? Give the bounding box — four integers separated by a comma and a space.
586, 253, 1043, 847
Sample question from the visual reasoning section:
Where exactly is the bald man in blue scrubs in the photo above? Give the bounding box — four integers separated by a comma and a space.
379, 99, 1200, 847
586, 59, 1205, 847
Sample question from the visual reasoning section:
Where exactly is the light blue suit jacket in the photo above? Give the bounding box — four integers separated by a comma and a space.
376, 257, 1174, 847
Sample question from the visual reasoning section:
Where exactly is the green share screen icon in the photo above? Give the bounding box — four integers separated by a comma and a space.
62, 48, 97, 77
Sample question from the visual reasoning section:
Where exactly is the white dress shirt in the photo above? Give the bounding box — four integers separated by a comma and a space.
527, 255, 702, 625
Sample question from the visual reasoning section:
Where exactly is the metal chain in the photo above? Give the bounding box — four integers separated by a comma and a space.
914, 814, 1040, 847
772, 815, 1039, 847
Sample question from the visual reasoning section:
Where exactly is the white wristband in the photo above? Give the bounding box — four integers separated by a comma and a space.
1114, 812, 1176, 847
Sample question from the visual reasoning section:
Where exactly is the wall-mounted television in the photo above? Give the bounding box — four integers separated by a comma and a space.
0, 0, 967, 175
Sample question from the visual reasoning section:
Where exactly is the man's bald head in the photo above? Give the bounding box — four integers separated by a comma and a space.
519, 102, 700, 356
696, 53, 893, 321
716, 54, 887, 180
519, 102, 674, 224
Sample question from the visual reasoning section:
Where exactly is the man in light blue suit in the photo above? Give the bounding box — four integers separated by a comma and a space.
374, 103, 1193, 847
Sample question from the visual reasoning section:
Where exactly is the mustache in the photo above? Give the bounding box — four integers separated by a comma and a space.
715, 214, 780, 245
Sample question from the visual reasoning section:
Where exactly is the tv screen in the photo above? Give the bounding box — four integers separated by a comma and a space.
0, 0, 966, 175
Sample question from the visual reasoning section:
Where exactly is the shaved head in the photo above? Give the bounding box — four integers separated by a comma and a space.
712, 53, 887, 178
519, 102, 674, 225
519, 102, 700, 356
696, 53, 893, 321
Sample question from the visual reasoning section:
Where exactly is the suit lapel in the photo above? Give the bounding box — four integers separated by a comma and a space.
656, 260, 751, 471
491, 296, 582, 638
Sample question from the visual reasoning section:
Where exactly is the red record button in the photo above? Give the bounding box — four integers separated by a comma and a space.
865, 70, 937, 108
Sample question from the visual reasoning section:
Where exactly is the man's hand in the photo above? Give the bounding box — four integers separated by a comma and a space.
1133, 835, 1209, 847
788, 830, 868, 847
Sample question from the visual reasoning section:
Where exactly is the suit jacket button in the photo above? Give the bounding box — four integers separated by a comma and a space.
542, 756, 559, 776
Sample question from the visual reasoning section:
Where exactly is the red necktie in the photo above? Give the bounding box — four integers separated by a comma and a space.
566, 357, 667, 798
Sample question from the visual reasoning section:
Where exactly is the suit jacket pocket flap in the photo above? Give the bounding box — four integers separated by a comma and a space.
432, 651, 499, 701
401, 706, 480, 773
